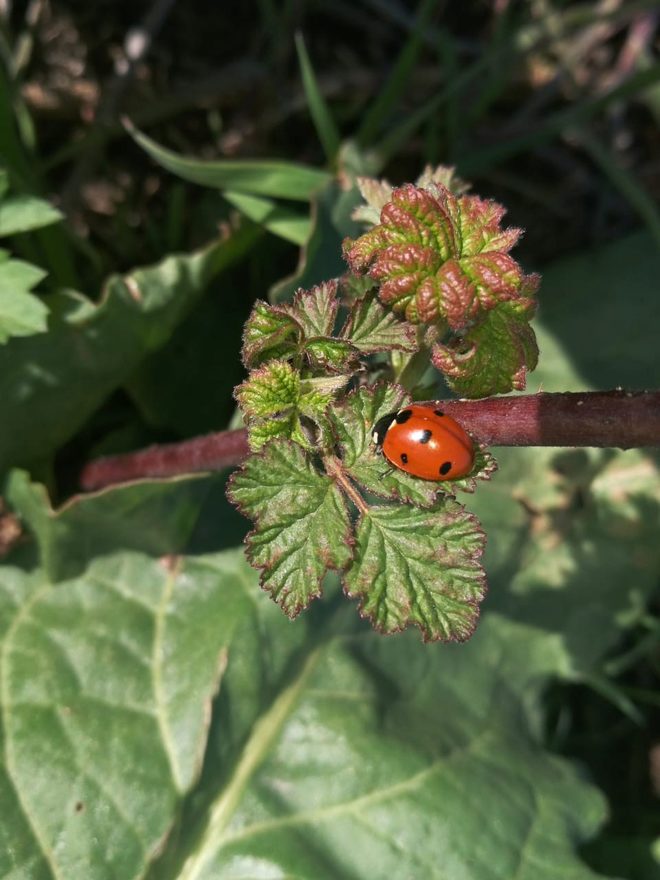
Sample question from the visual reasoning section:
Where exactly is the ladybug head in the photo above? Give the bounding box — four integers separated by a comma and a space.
371, 411, 399, 450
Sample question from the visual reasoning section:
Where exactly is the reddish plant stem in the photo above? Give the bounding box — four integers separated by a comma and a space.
79, 391, 660, 491
80, 428, 250, 491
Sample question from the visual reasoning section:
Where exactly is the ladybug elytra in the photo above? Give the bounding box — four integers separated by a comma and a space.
372, 404, 474, 481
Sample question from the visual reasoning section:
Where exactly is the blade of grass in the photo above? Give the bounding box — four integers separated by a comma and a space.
295, 32, 341, 163
125, 119, 331, 201
223, 190, 311, 245
356, 0, 438, 147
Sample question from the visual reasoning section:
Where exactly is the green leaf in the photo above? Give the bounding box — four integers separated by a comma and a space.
227, 440, 353, 615
0, 193, 63, 236
223, 190, 311, 244
5, 469, 213, 581
340, 293, 417, 353
304, 336, 359, 372
241, 300, 302, 368
154, 620, 608, 880
432, 299, 539, 397
126, 121, 330, 201
235, 359, 301, 420
0, 235, 249, 474
0, 251, 48, 343
0, 250, 46, 295
283, 280, 339, 336
345, 500, 486, 641
295, 32, 341, 162
0, 547, 253, 880
236, 362, 343, 451
0, 288, 48, 343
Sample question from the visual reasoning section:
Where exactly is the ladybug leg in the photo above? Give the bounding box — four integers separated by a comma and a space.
380, 466, 394, 478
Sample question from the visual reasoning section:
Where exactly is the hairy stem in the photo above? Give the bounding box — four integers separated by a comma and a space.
79, 390, 660, 491
322, 455, 369, 516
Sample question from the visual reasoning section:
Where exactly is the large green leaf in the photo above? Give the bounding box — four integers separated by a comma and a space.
147, 614, 610, 880
5, 470, 214, 582
0, 547, 253, 880
533, 230, 660, 391
0, 230, 255, 475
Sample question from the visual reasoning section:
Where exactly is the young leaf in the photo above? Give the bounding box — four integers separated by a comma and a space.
304, 336, 360, 372
227, 440, 353, 615
283, 280, 339, 337
235, 359, 301, 420
341, 293, 417, 353
343, 183, 539, 330
432, 300, 539, 397
345, 500, 486, 641
241, 300, 302, 368
351, 176, 394, 226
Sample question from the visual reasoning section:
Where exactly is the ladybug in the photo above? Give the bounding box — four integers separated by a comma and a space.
372, 404, 474, 481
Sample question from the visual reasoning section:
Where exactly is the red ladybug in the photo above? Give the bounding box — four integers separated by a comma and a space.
372, 404, 474, 481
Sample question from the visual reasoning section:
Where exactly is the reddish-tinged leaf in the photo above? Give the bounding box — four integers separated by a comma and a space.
227, 441, 353, 616
432, 300, 539, 397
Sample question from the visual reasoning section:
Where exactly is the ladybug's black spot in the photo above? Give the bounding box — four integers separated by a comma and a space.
419, 429, 433, 444
400, 453, 408, 464
395, 409, 413, 424
439, 461, 452, 475
434, 409, 444, 417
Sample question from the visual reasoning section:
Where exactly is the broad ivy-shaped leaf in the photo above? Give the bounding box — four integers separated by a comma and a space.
340, 293, 417, 354
227, 440, 353, 615
345, 500, 486, 641
330, 384, 494, 507
432, 299, 539, 397
0, 249, 48, 343
343, 183, 539, 330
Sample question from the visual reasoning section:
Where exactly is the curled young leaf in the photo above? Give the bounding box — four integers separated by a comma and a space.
432, 300, 539, 397
241, 300, 302, 368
